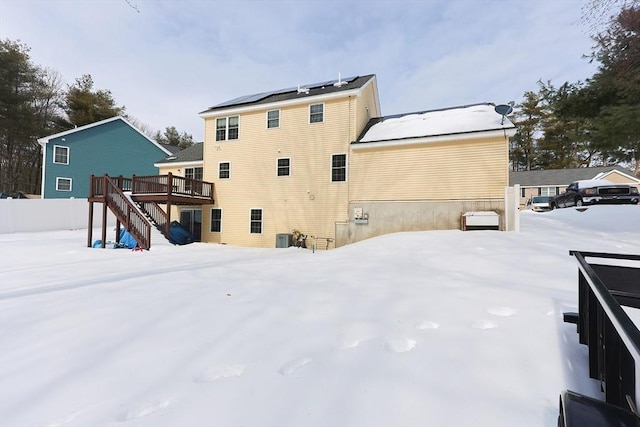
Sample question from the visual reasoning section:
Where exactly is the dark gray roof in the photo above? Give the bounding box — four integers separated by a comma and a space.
159, 144, 181, 155
200, 75, 376, 113
509, 166, 636, 186
156, 143, 203, 164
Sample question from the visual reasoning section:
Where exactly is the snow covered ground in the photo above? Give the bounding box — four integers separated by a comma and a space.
1, 205, 639, 427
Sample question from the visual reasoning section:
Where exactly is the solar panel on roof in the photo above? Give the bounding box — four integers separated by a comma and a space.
214, 91, 273, 108
307, 76, 357, 89
210, 76, 362, 109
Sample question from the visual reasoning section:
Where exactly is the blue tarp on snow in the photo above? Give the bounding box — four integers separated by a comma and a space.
119, 228, 139, 249
169, 221, 196, 245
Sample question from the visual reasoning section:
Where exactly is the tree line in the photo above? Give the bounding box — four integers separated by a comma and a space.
510, 3, 639, 174
0, 40, 193, 195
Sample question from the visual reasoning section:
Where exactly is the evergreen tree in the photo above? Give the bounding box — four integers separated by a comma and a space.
510, 91, 546, 171
63, 74, 124, 127
587, 5, 640, 171
0, 39, 66, 194
538, 82, 595, 168
153, 126, 194, 149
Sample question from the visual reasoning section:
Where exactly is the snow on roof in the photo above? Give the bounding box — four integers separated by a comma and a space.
358, 104, 516, 143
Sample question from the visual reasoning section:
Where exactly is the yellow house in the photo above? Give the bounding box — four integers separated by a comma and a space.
158, 74, 517, 248
346, 104, 517, 244
195, 75, 381, 248
154, 143, 204, 238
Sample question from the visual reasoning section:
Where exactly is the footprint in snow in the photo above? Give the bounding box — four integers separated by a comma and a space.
472, 320, 498, 330
117, 399, 170, 422
384, 337, 417, 353
194, 363, 245, 383
487, 307, 517, 317
46, 412, 78, 427
339, 323, 377, 349
415, 321, 440, 330
278, 357, 311, 375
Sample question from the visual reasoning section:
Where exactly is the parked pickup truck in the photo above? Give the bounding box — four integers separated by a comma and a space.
550, 179, 640, 208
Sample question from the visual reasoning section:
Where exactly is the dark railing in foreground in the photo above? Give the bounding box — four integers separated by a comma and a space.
559, 251, 640, 426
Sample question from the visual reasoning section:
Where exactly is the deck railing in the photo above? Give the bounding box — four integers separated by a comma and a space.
132, 173, 213, 201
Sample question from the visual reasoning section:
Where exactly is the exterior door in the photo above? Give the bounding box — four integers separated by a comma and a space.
179, 209, 202, 241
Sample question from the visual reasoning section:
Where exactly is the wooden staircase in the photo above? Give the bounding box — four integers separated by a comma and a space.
87, 174, 214, 250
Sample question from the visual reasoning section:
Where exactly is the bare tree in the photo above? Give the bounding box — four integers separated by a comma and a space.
582, 0, 639, 34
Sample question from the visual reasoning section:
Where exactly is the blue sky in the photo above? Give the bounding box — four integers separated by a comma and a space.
1, 0, 598, 141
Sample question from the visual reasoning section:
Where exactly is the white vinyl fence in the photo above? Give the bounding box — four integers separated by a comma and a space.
504, 185, 521, 232
0, 198, 116, 234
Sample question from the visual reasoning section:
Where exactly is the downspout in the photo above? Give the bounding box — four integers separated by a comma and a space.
347, 95, 352, 221
38, 138, 47, 198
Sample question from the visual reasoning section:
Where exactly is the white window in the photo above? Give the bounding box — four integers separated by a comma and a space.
185, 167, 203, 181
210, 208, 222, 233
540, 186, 556, 196
56, 177, 72, 191
267, 110, 280, 128
310, 103, 324, 123
215, 116, 239, 141
331, 153, 347, 182
219, 162, 230, 179
250, 208, 262, 234
277, 158, 290, 176
53, 145, 69, 164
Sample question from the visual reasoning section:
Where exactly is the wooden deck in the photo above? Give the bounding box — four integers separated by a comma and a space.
89, 173, 214, 205
87, 174, 214, 249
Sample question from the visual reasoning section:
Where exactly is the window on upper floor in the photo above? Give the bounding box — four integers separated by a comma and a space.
250, 208, 262, 234
331, 153, 347, 182
210, 208, 222, 233
277, 158, 290, 176
56, 177, 72, 191
216, 116, 239, 141
53, 145, 69, 164
219, 162, 230, 179
310, 103, 324, 123
267, 110, 280, 129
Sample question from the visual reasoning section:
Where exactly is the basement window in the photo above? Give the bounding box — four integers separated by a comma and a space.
250, 209, 262, 234
210, 208, 222, 233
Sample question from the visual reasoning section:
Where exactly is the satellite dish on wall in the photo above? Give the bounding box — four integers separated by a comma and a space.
494, 102, 514, 125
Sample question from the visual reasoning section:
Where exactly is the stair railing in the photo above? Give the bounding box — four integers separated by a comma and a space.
137, 201, 169, 236
102, 175, 151, 249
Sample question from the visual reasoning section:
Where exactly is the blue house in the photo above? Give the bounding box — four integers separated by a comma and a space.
38, 116, 173, 199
